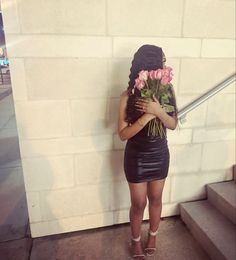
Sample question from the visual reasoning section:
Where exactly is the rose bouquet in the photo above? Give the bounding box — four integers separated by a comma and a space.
132, 66, 175, 138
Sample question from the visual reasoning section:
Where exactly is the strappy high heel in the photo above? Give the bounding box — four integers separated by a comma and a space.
144, 229, 159, 256
131, 235, 145, 259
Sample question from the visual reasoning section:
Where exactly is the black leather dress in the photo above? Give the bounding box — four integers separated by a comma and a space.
124, 122, 170, 183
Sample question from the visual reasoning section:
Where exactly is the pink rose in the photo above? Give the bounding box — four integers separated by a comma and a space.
163, 66, 173, 77
155, 69, 163, 80
138, 70, 149, 81
161, 66, 173, 84
149, 70, 156, 80
161, 76, 169, 85
134, 78, 145, 90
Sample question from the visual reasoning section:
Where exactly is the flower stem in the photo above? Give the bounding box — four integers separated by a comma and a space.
145, 79, 150, 89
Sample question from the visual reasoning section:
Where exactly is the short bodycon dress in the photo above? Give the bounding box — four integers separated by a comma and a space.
124, 122, 170, 183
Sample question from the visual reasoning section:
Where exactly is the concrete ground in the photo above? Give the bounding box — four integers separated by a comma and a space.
0, 157, 210, 260
0, 89, 210, 260
0, 217, 210, 260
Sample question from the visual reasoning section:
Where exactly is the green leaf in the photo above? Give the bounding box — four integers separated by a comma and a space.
141, 88, 153, 98
163, 104, 175, 112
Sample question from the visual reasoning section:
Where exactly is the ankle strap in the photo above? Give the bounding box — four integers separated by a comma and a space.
132, 235, 141, 242
149, 229, 159, 236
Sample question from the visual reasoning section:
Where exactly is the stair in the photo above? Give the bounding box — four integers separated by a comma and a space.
180, 165, 236, 260
207, 181, 236, 224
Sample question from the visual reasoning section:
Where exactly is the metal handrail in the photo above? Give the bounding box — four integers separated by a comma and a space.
177, 73, 236, 123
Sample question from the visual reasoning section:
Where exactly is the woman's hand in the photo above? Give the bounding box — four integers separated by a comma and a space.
135, 94, 163, 116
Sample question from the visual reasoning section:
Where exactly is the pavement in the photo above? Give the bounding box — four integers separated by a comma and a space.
0, 87, 210, 260
0, 217, 210, 260
0, 84, 12, 101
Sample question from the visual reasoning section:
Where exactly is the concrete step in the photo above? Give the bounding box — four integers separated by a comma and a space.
180, 200, 236, 260
207, 181, 236, 224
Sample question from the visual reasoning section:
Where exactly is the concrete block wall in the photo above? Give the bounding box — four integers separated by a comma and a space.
1, 0, 235, 237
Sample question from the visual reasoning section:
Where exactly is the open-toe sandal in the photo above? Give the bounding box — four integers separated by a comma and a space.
144, 229, 158, 256
131, 235, 145, 259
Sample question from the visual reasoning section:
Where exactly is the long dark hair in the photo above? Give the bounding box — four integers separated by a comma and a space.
125, 44, 177, 124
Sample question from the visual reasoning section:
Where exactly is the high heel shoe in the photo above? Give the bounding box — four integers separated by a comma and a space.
131, 235, 145, 259
144, 229, 158, 256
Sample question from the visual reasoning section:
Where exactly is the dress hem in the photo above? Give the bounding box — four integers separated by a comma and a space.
126, 176, 167, 184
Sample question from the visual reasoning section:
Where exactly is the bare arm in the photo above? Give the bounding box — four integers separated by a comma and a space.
118, 91, 155, 141
156, 109, 178, 130
157, 85, 178, 130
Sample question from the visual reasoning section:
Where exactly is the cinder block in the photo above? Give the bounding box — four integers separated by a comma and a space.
30, 211, 114, 238
14, 100, 71, 139
201, 141, 235, 171
75, 150, 125, 184
19, 135, 113, 158
25, 58, 109, 99
6, 35, 112, 58
162, 177, 171, 203
179, 59, 235, 94
110, 181, 130, 210
170, 171, 229, 203
17, 0, 106, 35
206, 94, 235, 126
183, 0, 235, 38
202, 39, 235, 58
193, 128, 235, 143
113, 134, 126, 150
26, 192, 42, 223
167, 129, 192, 145
161, 203, 179, 217
8, 58, 28, 101
108, 0, 184, 37
108, 58, 132, 98
71, 98, 119, 135
40, 184, 111, 221
1, 0, 20, 33
177, 95, 208, 128
113, 37, 201, 58
168, 144, 202, 174
170, 174, 205, 202
22, 155, 74, 191
113, 208, 130, 224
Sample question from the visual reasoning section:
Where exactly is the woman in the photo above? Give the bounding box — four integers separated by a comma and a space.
118, 45, 178, 259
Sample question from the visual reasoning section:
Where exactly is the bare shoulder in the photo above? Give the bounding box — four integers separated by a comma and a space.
120, 90, 129, 101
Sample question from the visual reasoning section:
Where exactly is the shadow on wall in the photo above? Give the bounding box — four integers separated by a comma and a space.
88, 59, 131, 256
168, 97, 233, 207
15, 118, 60, 249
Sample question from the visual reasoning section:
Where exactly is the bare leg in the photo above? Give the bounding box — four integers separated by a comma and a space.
128, 182, 147, 258
146, 178, 166, 253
